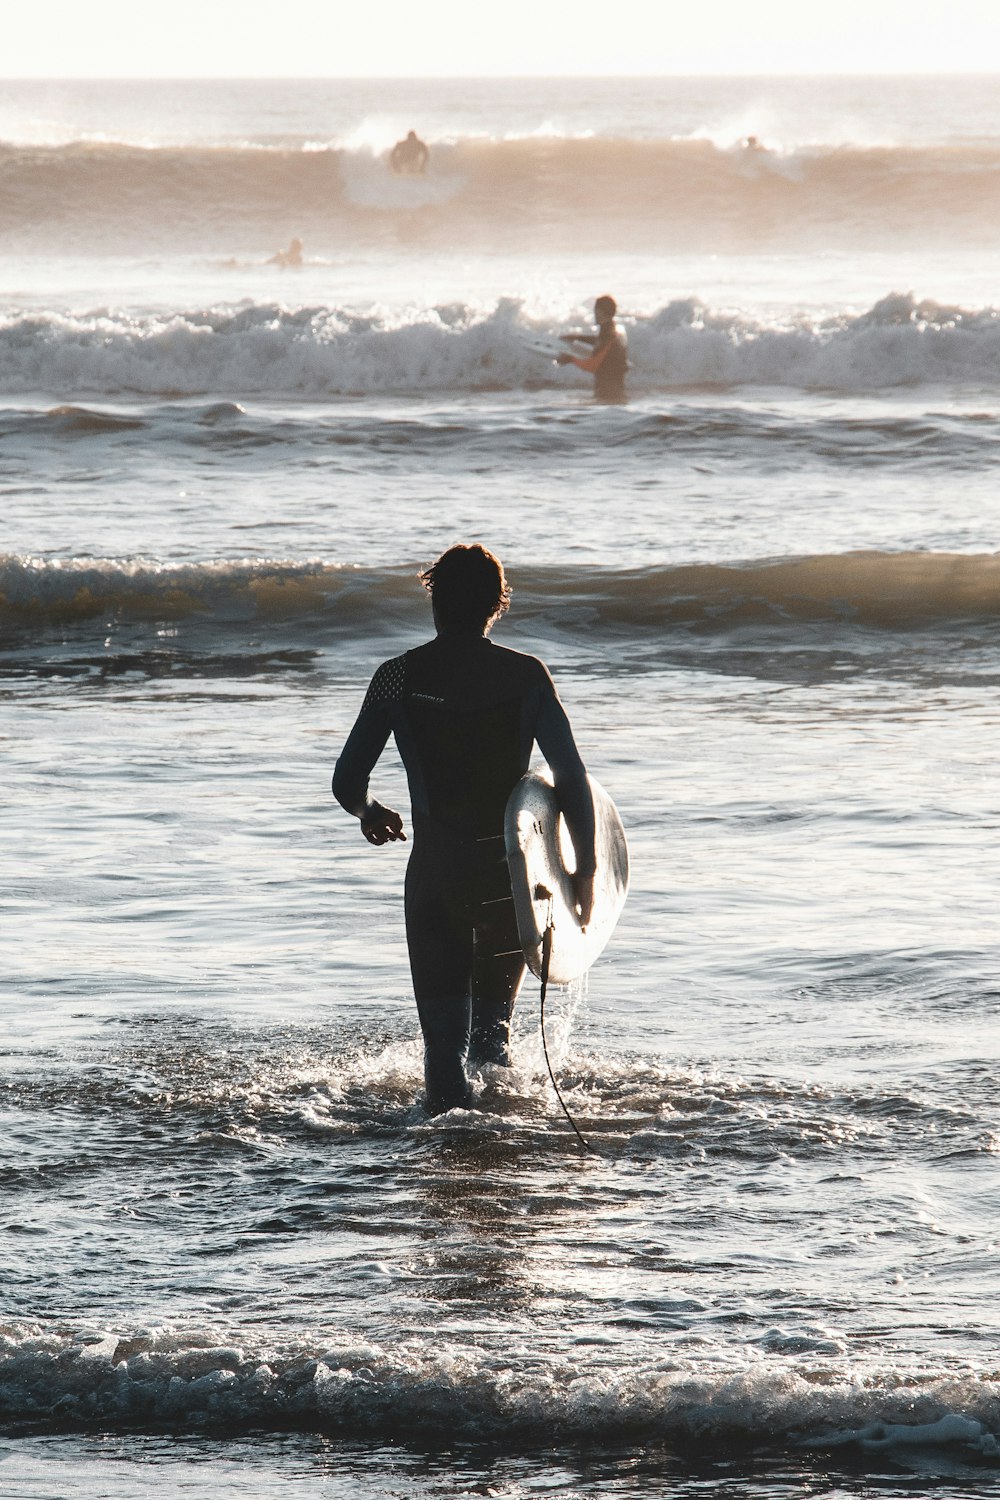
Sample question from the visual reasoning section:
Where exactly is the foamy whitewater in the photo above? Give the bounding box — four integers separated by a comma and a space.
4, 75, 1000, 1500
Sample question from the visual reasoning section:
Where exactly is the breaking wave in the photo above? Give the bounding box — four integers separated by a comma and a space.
3, 1326, 1000, 1453
4, 135, 1000, 252
2, 295, 1000, 397
4, 552, 1000, 637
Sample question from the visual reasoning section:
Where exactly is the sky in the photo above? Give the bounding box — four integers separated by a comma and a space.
4, 0, 1000, 77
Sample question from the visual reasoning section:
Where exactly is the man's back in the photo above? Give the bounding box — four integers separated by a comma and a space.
336, 635, 553, 840
402, 636, 548, 835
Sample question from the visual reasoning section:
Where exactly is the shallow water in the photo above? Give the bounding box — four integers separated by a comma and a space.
3, 74, 1000, 1498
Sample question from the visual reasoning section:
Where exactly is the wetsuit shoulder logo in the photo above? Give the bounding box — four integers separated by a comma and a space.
361, 655, 407, 711
410, 692, 446, 705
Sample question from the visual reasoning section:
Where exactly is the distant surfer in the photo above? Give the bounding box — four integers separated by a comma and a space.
557, 295, 628, 403
268, 236, 304, 268
390, 130, 429, 175
332, 544, 595, 1116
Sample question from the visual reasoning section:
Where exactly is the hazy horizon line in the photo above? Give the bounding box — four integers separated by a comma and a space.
3, 69, 1000, 82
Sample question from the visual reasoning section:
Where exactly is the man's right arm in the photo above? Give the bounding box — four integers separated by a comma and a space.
332, 662, 406, 842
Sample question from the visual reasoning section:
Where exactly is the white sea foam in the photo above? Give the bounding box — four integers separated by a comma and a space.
2, 296, 999, 398
2, 1325, 999, 1451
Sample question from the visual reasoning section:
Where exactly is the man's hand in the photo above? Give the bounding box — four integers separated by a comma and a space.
360, 803, 407, 846
573, 871, 595, 930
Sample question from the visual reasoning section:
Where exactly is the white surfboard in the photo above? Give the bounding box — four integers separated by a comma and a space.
504, 769, 629, 985
520, 334, 566, 360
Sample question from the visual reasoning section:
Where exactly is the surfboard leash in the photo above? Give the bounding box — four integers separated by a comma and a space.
537, 885, 595, 1155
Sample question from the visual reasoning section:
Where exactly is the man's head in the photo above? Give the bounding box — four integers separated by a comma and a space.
419, 543, 511, 635
594, 294, 617, 323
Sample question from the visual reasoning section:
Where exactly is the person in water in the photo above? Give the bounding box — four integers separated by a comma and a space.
390, 130, 430, 175
268, 237, 303, 268
557, 295, 628, 402
332, 544, 595, 1116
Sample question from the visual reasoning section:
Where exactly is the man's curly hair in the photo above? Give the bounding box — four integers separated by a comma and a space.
419, 543, 511, 634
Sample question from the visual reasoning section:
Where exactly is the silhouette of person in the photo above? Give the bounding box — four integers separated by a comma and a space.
390, 130, 430, 175
268, 237, 303, 268
557, 295, 628, 402
332, 544, 595, 1115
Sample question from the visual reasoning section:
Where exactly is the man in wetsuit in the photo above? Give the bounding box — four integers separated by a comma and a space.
558, 294, 628, 403
390, 130, 430, 175
332, 544, 595, 1116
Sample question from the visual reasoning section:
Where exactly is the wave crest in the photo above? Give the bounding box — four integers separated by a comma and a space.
4, 552, 1000, 638
4, 136, 1000, 252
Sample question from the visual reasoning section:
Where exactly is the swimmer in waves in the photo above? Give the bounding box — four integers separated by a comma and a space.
267, 237, 304, 268
557, 294, 628, 403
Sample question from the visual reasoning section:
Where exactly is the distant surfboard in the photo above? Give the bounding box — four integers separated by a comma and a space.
504, 769, 629, 985
520, 334, 566, 360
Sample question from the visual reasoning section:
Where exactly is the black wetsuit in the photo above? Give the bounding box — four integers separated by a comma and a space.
332, 632, 595, 1114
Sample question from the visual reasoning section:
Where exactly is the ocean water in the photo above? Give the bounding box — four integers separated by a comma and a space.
4, 74, 1000, 1499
